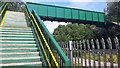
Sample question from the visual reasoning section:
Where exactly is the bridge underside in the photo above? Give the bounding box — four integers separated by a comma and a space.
40, 16, 105, 27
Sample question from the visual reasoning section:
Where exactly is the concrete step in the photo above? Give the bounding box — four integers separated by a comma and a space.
0, 62, 42, 66
0, 27, 31, 30
1, 58, 41, 64
0, 28, 32, 31
0, 48, 37, 50
0, 34, 34, 37
0, 35, 34, 38
0, 45, 37, 48
0, 30, 32, 33
0, 38, 35, 41
0, 41, 36, 44
0, 32, 33, 34
0, 32, 33, 35
0, 52, 39, 58
0, 26, 42, 66
0, 52, 39, 55
0, 46, 37, 48
0, 57, 41, 60
0, 49, 38, 53
0, 44, 37, 46
0, 27, 31, 29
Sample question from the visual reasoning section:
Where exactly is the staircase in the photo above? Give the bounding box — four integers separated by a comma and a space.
0, 27, 42, 67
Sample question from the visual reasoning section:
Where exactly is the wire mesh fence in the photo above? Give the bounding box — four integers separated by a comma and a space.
59, 37, 119, 68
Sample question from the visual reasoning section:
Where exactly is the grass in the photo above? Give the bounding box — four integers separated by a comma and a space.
73, 52, 118, 64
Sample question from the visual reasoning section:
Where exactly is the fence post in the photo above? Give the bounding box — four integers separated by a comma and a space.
114, 37, 120, 68
69, 41, 73, 66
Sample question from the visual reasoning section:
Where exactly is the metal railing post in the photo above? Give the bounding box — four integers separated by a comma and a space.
69, 41, 73, 66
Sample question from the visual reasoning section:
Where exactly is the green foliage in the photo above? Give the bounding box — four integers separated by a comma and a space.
53, 24, 103, 42
0, 2, 4, 7
107, 2, 120, 22
112, 55, 118, 63
81, 53, 117, 63
7, 2, 25, 12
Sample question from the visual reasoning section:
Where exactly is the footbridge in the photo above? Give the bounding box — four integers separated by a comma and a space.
0, 2, 115, 68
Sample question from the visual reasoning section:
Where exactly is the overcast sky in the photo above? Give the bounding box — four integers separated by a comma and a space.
23, 0, 107, 34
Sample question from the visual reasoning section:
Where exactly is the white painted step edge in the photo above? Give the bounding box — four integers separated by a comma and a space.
0, 48, 37, 50
0, 27, 31, 29
0, 32, 33, 34
0, 52, 39, 55
0, 56, 41, 60
0, 62, 42, 66
0, 37, 35, 40
0, 41, 35, 42
0, 44, 36, 46
0, 30, 32, 32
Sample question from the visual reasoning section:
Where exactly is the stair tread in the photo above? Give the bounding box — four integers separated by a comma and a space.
0, 44, 36, 46
0, 33, 33, 35
0, 29, 32, 32
0, 27, 31, 29
1, 58, 40, 63
0, 49, 38, 53
0, 36, 34, 38
0, 38, 34, 39
0, 48, 37, 50
0, 28, 31, 30
0, 57, 41, 60
0, 32, 33, 34
0, 62, 42, 66
0, 35, 34, 36
0, 52, 39, 54
0, 46, 37, 48
0, 27, 42, 66
0, 53, 39, 58
0, 41, 36, 44
0, 38, 35, 40
0, 39, 35, 41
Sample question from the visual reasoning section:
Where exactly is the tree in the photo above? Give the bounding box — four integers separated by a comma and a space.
107, 2, 120, 23
106, 2, 120, 38
7, 1, 25, 12
53, 24, 99, 42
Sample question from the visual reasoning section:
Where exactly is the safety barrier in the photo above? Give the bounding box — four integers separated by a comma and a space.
59, 37, 120, 68
25, 4, 70, 68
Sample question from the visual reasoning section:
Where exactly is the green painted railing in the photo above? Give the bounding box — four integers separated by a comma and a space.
25, 4, 70, 67
0, 2, 8, 26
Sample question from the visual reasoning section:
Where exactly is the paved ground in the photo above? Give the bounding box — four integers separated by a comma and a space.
3, 11, 28, 27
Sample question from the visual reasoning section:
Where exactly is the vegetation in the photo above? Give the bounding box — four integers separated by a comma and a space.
53, 24, 93, 42
106, 2, 120, 38
81, 53, 118, 63
106, 2, 120, 23
0, 0, 25, 12
53, 2, 120, 42
7, 2, 25, 12
53, 24, 111, 42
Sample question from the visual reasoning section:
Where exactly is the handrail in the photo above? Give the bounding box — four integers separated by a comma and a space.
30, 14, 52, 67
0, 2, 8, 16
32, 10, 70, 66
25, 4, 70, 67
31, 14, 59, 67
24, 6, 53, 67
0, 2, 8, 26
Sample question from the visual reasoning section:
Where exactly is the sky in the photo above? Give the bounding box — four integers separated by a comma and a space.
23, 0, 107, 34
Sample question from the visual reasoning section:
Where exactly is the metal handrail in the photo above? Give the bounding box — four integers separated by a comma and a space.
0, 2, 8, 16
0, 2, 8, 26
25, 4, 70, 67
